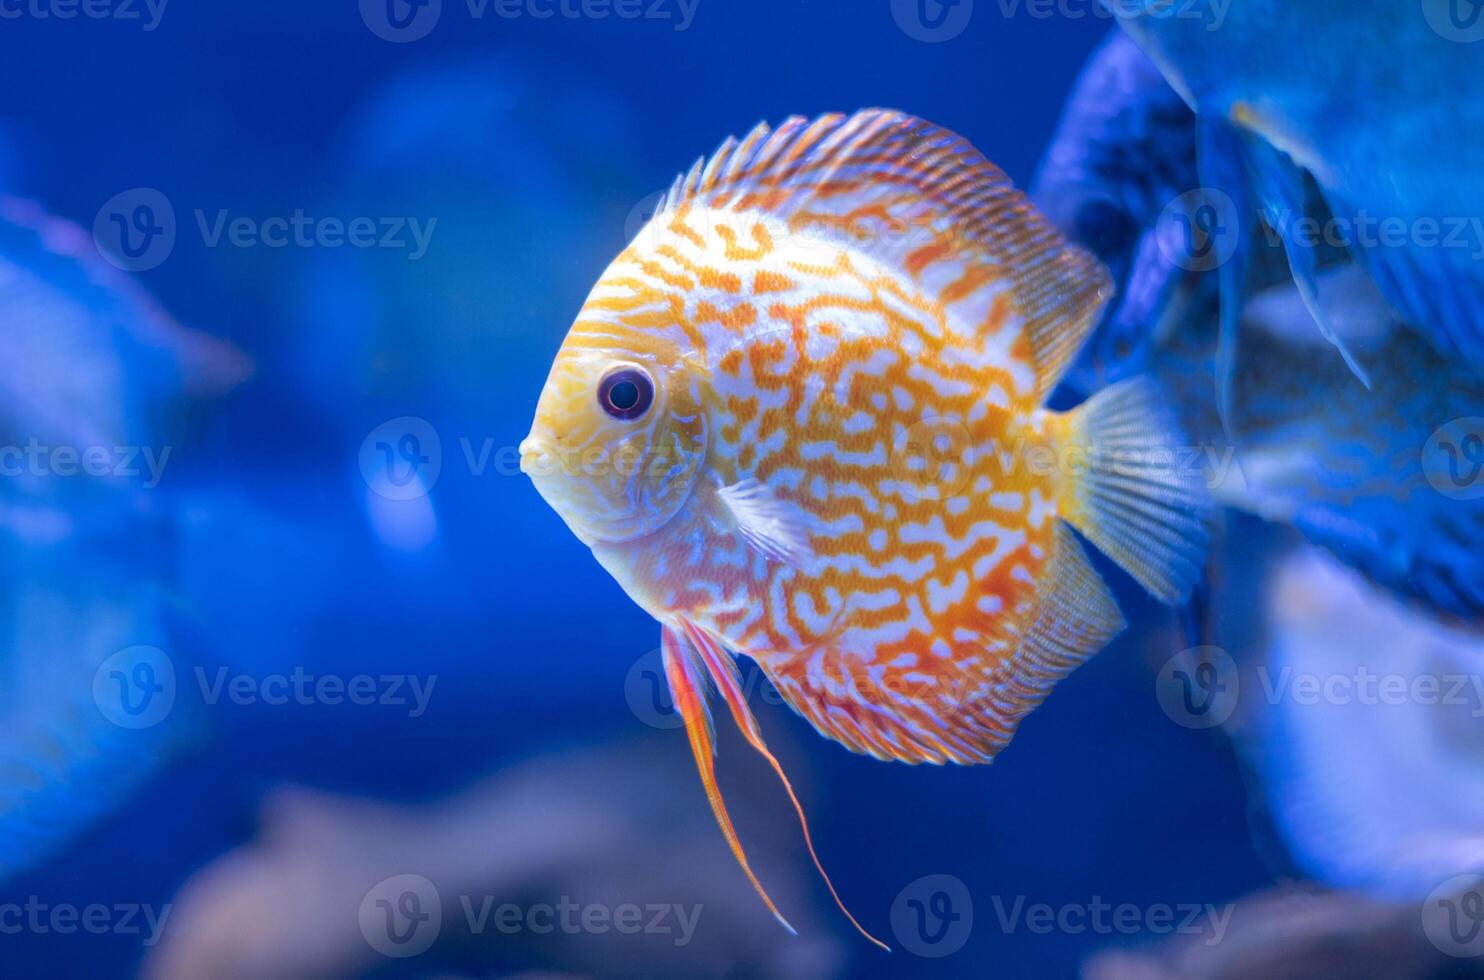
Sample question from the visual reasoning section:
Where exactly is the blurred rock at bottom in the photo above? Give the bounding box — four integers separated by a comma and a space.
142, 734, 849, 980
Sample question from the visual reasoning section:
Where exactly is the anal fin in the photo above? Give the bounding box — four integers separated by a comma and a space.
747, 527, 1127, 770
1005, 525, 1127, 696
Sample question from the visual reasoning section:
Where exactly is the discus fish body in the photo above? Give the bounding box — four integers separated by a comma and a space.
521, 110, 1210, 945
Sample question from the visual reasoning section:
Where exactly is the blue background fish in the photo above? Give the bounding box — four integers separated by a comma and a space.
1153, 265, 1484, 626
1108, 0, 1484, 372
0, 201, 243, 880
1031, 29, 1198, 395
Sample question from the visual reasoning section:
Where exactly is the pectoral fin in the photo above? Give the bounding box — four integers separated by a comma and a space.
716, 478, 817, 566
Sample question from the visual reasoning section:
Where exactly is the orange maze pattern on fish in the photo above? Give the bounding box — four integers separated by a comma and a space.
575, 191, 1084, 764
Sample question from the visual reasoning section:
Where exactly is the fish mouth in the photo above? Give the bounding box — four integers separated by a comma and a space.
517, 435, 550, 477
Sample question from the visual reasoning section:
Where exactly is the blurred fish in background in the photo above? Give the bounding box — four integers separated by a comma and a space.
1031, 30, 1197, 395
1240, 547, 1484, 900
1084, 541, 1484, 980
1153, 265, 1484, 626
0, 196, 248, 878
1106, 0, 1484, 374
1036, 28, 1484, 627
1035, 20, 1484, 977
1083, 885, 1464, 980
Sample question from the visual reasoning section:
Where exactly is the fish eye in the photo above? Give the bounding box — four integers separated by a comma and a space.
597, 365, 654, 421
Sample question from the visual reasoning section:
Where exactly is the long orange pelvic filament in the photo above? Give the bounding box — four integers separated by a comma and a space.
664, 620, 891, 952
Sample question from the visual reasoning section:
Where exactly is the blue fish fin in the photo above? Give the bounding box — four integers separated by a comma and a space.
1239, 135, 1372, 389
1348, 224, 1484, 368
1195, 117, 1250, 439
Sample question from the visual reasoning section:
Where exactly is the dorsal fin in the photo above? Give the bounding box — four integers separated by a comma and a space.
651, 109, 1114, 404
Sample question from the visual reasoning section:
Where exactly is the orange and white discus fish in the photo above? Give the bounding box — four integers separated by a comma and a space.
520, 109, 1210, 947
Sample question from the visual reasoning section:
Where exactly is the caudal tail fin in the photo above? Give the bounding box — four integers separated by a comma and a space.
1056, 377, 1212, 604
